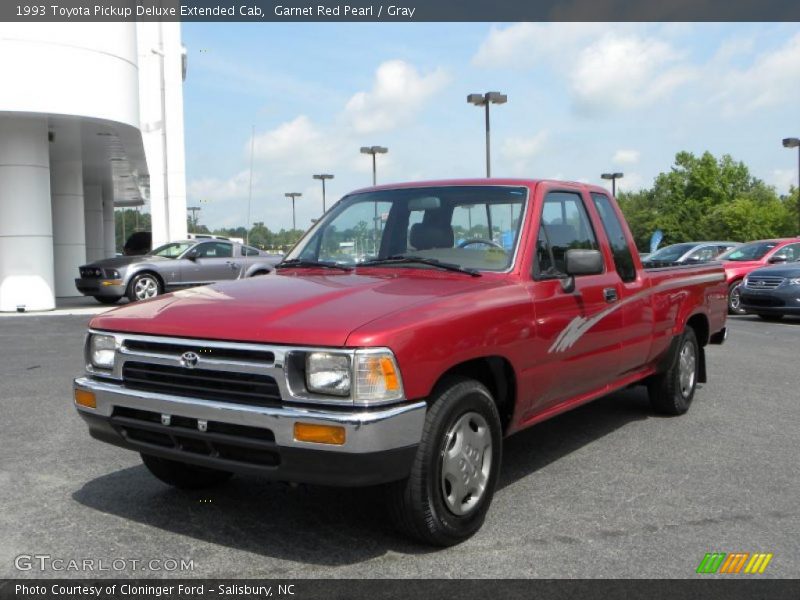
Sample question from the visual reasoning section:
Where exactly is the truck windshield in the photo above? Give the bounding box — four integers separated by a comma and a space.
721, 241, 777, 262
285, 186, 527, 272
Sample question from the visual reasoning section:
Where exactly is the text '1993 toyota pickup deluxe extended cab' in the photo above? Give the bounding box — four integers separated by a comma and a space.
74, 179, 728, 546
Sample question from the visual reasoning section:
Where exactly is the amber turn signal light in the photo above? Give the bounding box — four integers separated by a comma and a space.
74, 389, 96, 409
293, 422, 346, 445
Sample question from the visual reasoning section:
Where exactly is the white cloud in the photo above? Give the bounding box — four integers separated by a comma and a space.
501, 131, 549, 175
472, 23, 605, 69
613, 149, 640, 165
344, 60, 449, 134
250, 115, 339, 174
570, 34, 696, 115
711, 33, 800, 116
188, 170, 253, 201
770, 168, 797, 194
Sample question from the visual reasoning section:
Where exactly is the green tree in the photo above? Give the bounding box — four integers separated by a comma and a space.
618, 151, 791, 249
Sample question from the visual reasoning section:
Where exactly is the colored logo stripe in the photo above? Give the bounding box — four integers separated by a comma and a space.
697, 552, 773, 574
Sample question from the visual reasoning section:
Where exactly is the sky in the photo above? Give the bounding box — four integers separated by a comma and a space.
180, 22, 800, 233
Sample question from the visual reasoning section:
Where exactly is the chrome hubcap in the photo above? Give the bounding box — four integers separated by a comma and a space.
134, 277, 158, 300
678, 341, 696, 399
730, 285, 741, 310
440, 411, 492, 516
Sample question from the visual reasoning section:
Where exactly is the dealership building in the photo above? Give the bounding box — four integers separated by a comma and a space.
0, 22, 187, 311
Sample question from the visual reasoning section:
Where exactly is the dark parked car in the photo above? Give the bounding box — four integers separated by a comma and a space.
76, 239, 282, 304
739, 261, 800, 320
123, 231, 152, 255
642, 241, 739, 268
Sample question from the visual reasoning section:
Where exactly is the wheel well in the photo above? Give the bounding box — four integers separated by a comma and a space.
249, 269, 269, 276
433, 356, 516, 432
686, 313, 710, 346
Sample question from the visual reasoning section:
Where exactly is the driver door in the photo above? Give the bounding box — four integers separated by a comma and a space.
180, 241, 239, 285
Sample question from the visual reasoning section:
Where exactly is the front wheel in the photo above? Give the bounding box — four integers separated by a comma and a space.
648, 327, 699, 416
140, 454, 233, 490
728, 281, 745, 315
386, 377, 502, 546
127, 273, 162, 302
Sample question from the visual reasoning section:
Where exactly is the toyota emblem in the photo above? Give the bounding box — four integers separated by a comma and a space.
180, 351, 200, 369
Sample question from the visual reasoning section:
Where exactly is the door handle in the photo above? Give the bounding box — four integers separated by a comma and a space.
603, 288, 618, 303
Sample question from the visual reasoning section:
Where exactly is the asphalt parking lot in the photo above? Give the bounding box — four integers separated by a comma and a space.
1, 314, 798, 579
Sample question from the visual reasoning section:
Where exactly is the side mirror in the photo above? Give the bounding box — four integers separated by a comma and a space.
185, 250, 198, 261
565, 249, 604, 276
768, 255, 787, 264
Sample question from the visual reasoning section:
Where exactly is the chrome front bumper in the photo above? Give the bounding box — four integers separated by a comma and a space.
73, 376, 427, 485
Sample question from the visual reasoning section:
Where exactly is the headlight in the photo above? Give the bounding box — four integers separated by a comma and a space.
105, 269, 120, 279
789, 278, 800, 286
306, 352, 351, 396
88, 334, 116, 369
354, 350, 403, 403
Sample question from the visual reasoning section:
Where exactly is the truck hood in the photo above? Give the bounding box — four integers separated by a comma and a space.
89, 270, 500, 347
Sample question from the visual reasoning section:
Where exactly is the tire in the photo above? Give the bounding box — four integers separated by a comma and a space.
727, 281, 745, 315
648, 327, 699, 416
757, 313, 784, 322
93, 296, 121, 305
127, 272, 163, 302
386, 377, 502, 546
140, 454, 233, 490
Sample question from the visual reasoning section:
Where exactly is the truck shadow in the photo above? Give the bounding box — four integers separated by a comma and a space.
72, 387, 651, 566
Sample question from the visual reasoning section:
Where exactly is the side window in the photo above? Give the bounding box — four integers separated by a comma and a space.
197, 242, 232, 258
241, 245, 260, 256
590, 193, 636, 282
774, 243, 800, 262
535, 191, 598, 277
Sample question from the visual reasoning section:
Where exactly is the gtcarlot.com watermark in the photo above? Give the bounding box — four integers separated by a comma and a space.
15, 554, 194, 572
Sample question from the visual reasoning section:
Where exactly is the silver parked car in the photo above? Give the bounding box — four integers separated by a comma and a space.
75, 238, 282, 304
642, 241, 740, 268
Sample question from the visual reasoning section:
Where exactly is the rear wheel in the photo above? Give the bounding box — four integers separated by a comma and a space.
728, 281, 745, 315
140, 454, 233, 490
93, 296, 121, 305
648, 328, 699, 416
127, 273, 162, 302
757, 313, 784, 322
386, 377, 502, 546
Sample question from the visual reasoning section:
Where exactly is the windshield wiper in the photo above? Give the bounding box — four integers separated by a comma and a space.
359, 255, 481, 277
275, 259, 353, 271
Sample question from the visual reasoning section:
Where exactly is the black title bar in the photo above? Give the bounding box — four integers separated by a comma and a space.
2, 0, 799, 22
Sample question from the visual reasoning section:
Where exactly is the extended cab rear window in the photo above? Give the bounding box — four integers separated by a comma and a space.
591, 193, 636, 282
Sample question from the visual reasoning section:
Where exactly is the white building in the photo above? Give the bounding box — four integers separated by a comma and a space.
0, 22, 187, 312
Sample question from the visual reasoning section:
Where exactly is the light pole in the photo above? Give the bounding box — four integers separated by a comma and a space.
601, 172, 624, 197
187, 206, 201, 231
285, 193, 302, 231
467, 91, 507, 177
246, 124, 255, 245
313, 173, 334, 213
360, 146, 388, 186
783, 137, 800, 235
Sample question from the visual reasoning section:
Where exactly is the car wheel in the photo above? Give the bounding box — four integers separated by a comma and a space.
648, 327, 699, 416
93, 296, 121, 305
127, 273, 162, 302
386, 377, 502, 546
140, 454, 233, 490
757, 313, 784, 322
728, 281, 745, 315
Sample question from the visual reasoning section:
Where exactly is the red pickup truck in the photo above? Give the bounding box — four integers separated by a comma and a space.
74, 179, 728, 546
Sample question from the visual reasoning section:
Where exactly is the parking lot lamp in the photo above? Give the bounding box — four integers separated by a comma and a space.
783, 137, 800, 235
313, 174, 334, 213
360, 146, 388, 186
601, 172, 624, 196
467, 92, 507, 177
285, 193, 302, 231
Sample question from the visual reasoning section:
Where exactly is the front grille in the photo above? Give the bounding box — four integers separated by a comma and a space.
746, 276, 784, 290
123, 340, 274, 364
110, 407, 279, 467
80, 267, 103, 279
122, 361, 282, 407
